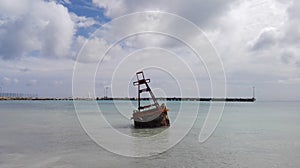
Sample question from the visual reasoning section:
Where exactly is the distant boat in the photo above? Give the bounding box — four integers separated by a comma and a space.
131, 71, 170, 128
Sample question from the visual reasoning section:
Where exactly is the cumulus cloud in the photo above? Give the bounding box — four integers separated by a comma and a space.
70, 13, 98, 28
92, 0, 127, 18
0, 0, 299, 99
92, 0, 237, 26
278, 0, 300, 64
249, 27, 278, 51
74, 35, 127, 63
239, 0, 300, 71
74, 36, 109, 63
280, 0, 300, 48
206, 0, 288, 71
280, 49, 296, 64
0, 0, 74, 59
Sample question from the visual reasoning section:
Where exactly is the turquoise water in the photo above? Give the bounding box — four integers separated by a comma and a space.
0, 100, 299, 167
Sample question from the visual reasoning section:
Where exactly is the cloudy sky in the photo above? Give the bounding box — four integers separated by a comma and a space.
0, 0, 299, 100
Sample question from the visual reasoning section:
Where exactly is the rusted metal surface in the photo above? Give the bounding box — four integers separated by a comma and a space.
132, 71, 170, 128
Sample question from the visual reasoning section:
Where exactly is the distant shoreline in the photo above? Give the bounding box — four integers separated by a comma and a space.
0, 97, 256, 102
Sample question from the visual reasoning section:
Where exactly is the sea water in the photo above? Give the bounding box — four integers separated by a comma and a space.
0, 100, 299, 167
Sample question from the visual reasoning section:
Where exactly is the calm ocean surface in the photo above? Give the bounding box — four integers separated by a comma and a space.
0, 100, 299, 168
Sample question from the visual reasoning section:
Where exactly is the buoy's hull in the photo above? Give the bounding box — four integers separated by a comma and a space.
132, 106, 170, 128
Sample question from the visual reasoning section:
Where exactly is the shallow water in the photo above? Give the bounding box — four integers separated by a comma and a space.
0, 100, 299, 167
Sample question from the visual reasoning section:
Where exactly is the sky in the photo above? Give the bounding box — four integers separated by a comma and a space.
0, 0, 299, 100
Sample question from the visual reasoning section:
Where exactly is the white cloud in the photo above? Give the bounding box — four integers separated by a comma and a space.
92, 0, 127, 18
90, 0, 295, 79
0, 0, 299, 99
0, 56, 74, 97
192, 0, 300, 99
248, 27, 279, 51
70, 13, 98, 28
0, 0, 74, 59
278, 0, 300, 67
92, 0, 237, 27
206, 0, 290, 73
73, 0, 299, 99
74, 36, 110, 63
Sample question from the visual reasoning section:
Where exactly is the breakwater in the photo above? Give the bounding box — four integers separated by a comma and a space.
0, 97, 256, 102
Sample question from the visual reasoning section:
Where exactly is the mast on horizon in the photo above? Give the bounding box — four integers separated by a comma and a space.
252, 86, 256, 100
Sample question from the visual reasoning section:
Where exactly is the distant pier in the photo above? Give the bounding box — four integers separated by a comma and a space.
97, 97, 256, 102
0, 96, 256, 102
